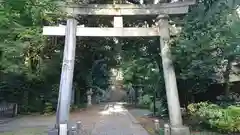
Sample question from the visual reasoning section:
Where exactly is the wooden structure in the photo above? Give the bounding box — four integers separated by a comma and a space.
43, 0, 195, 135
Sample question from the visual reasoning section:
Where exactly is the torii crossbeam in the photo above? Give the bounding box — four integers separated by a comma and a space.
57, 0, 195, 15
44, 1, 195, 135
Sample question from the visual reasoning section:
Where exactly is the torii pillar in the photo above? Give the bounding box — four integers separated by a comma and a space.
54, 3, 77, 135
157, 15, 190, 135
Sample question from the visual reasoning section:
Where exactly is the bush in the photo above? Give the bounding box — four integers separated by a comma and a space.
43, 102, 54, 115
216, 92, 240, 107
187, 102, 240, 133
138, 94, 152, 108
149, 99, 167, 117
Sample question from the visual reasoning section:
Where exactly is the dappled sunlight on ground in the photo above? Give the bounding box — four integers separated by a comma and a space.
98, 102, 128, 115
0, 103, 150, 135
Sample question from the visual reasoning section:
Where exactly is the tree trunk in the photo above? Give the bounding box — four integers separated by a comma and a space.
223, 58, 233, 97
75, 89, 81, 105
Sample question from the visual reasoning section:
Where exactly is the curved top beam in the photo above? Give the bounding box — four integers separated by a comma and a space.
56, 0, 195, 15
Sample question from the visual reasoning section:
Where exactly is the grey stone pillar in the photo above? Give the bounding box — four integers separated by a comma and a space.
58, 17, 77, 125
55, 0, 77, 129
87, 88, 93, 106
157, 15, 190, 135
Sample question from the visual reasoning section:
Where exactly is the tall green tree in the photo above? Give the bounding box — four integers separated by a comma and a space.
172, 0, 240, 97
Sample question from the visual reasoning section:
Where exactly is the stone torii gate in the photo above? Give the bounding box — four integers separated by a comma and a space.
43, 0, 195, 135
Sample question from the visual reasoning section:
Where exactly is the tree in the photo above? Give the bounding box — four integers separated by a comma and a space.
172, 0, 240, 97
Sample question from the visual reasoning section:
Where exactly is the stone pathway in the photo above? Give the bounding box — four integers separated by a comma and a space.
128, 109, 152, 118
89, 102, 149, 135
0, 103, 149, 135
0, 117, 19, 125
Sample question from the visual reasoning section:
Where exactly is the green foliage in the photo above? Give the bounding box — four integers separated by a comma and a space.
91, 58, 110, 91
121, 37, 166, 111
0, 0, 62, 113
0, 0, 115, 113
122, 0, 240, 108
216, 92, 240, 106
173, 0, 240, 94
187, 102, 240, 133
149, 99, 167, 117
43, 102, 54, 115
138, 94, 167, 116
138, 94, 152, 108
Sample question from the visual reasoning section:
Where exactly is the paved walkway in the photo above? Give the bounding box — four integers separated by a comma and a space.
89, 102, 149, 135
0, 102, 149, 135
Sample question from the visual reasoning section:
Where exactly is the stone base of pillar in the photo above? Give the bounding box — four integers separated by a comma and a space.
48, 126, 77, 135
170, 125, 190, 135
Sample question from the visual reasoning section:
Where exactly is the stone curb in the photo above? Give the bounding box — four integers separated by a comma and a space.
126, 110, 140, 124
